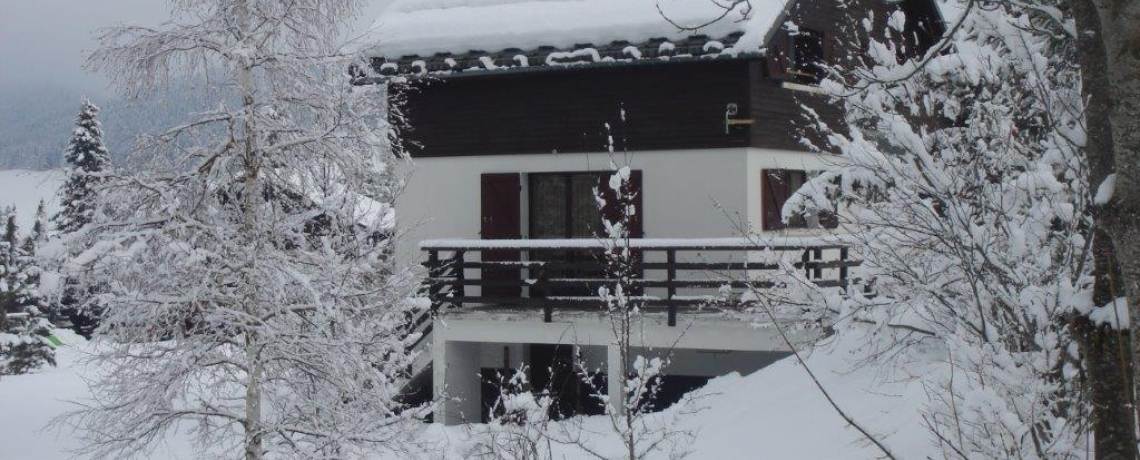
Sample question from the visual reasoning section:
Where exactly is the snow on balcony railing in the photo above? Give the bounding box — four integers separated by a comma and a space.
420, 236, 862, 326
420, 235, 858, 250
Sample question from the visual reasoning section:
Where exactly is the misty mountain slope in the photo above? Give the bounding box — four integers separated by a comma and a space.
0, 169, 64, 232
0, 84, 218, 170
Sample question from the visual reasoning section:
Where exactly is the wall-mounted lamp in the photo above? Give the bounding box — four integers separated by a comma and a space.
725, 103, 755, 134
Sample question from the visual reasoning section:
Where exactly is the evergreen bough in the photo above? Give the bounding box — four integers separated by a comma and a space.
0, 211, 55, 375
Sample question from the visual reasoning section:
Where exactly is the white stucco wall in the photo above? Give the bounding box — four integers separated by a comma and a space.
394, 147, 840, 267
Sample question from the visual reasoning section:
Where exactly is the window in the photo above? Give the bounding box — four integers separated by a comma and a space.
762, 169, 837, 231
789, 29, 826, 85
527, 171, 643, 296
529, 173, 603, 240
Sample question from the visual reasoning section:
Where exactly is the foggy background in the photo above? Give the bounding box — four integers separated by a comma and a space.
0, 0, 396, 170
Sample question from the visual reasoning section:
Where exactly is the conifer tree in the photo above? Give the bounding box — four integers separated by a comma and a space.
55, 99, 111, 338
55, 98, 111, 235
0, 211, 55, 375
24, 200, 47, 253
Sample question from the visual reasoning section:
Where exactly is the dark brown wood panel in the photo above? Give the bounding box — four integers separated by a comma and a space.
751, 0, 942, 152
394, 60, 753, 157
389, 0, 944, 157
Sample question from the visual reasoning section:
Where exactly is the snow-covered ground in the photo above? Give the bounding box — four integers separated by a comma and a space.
0, 169, 63, 233
0, 329, 941, 460
0, 335, 201, 460
418, 328, 942, 460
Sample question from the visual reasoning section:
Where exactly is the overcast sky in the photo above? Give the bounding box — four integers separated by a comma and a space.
0, 0, 395, 97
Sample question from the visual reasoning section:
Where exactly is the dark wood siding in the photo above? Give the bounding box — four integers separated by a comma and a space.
748, 62, 840, 151
750, 0, 935, 151
390, 0, 944, 157
395, 60, 753, 157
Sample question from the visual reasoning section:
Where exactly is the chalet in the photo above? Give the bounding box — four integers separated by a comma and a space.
364, 0, 944, 425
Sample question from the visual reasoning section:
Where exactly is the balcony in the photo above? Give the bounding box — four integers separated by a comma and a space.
421, 236, 861, 326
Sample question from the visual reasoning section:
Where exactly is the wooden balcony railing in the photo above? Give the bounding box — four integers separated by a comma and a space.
421, 237, 861, 327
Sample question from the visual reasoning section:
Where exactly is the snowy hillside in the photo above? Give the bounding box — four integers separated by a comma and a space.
0, 169, 63, 232
0, 84, 219, 170
0, 330, 941, 460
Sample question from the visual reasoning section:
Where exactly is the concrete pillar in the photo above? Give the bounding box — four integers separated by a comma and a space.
434, 339, 482, 425
607, 344, 623, 413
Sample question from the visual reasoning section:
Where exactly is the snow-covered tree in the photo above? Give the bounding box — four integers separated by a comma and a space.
61, 1, 421, 459
0, 211, 55, 375
53, 99, 113, 337
55, 98, 111, 235
473, 154, 694, 460
760, 3, 1101, 458
588, 163, 694, 460
24, 200, 48, 252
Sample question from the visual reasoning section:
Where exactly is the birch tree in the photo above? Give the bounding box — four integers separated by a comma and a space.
62, 1, 422, 459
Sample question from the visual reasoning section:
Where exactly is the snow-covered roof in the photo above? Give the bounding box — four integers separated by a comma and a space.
365, 0, 790, 76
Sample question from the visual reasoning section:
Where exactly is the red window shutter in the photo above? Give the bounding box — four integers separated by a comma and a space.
629, 170, 644, 238
480, 173, 521, 298
762, 169, 789, 231
767, 31, 789, 79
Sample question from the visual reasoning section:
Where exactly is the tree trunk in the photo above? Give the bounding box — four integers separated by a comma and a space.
1073, 232, 1135, 460
233, 1, 263, 459
1071, 0, 1139, 457
1086, 0, 1140, 428
245, 340, 264, 460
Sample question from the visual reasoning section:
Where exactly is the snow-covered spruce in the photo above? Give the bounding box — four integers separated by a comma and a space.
62, 1, 422, 460
54, 99, 113, 339
0, 211, 55, 375
55, 98, 111, 235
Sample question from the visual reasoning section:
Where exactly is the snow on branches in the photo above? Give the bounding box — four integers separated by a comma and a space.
55, 98, 111, 235
62, 1, 421, 459
0, 210, 55, 375
780, 2, 1094, 459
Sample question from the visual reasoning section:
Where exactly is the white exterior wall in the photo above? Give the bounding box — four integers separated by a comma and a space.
395, 147, 840, 268
404, 148, 843, 425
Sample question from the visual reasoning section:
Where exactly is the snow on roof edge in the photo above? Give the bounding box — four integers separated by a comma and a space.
365, 0, 791, 60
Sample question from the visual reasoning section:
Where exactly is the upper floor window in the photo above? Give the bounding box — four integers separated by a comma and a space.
789, 29, 826, 85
